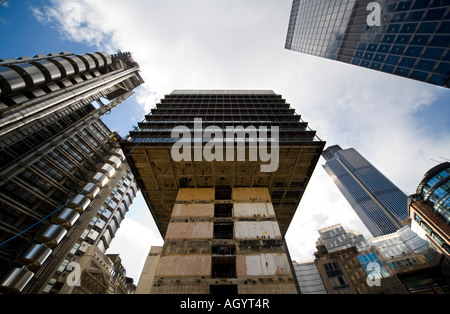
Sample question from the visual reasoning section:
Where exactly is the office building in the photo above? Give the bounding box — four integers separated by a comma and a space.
0, 51, 144, 293
314, 223, 449, 294
292, 260, 327, 294
121, 90, 325, 294
322, 145, 408, 237
135, 246, 162, 294
57, 246, 130, 294
285, 0, 450, 88
409, 162, 450, 256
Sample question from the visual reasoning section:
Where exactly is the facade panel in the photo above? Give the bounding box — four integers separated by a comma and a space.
285, 0, 450, 88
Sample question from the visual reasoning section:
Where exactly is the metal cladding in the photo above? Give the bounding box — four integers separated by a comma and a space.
91, 172, 110, 188
0, 268, 34, 293
15, 244, 52, 270
0, 49, 142, 294
0, 51, 112, 97
100, 163, 117, 178
66, 195, 91, 213
10, 63, 46, 87
35, 224, 67, 248
0, 66, 26, 95
52, 208, 81, 229
81, 182, 101, 200
110, 148, 125, 160
106, 155, 123, 169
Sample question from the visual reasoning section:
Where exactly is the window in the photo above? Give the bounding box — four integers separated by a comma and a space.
215, 187, 231, 200
323, 262, 350, 293
214, 204, 232, 217
212, 256, 236, 278
214, 222, 233, 239
357, 253, 390, 280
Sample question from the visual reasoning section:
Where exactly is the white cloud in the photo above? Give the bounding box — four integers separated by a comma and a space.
106, 217, 163, 281
32, 0, 450, 277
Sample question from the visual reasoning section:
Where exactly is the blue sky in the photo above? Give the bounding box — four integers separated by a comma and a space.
0, 0, 145, 138
1, 0, 449, 280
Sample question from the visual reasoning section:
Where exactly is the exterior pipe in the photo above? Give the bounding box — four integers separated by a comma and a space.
0, 67, 138, 136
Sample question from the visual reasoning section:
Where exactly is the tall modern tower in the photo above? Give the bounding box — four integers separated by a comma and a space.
409, 162, 450, 256
285, 0, 450, 88
0, 51, 144, 293
121, 90, 325, 294
322, 145, 408, 237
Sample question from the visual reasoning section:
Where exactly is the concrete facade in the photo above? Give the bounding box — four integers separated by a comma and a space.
138, 187, 297, 294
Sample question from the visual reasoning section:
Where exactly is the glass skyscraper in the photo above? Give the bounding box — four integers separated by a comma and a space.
322, 145, 409, 237
285, 0, 450, 88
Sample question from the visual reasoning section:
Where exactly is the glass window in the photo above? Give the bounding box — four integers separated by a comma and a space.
411, 70, 429, 81
405, 46, 423, 57
357, 43, 367, 50
435, 62, 450, 75
370, 63, 381, 70
411, 35, 430, 46
378, 44, 391, 53
382, 64, 395, 73
399, 57, 416, 68
430, 35, 450, 47
395, 67, 410, 76
429, 74, 447, 85
357, 253, 390, 279
412, 0, 430, 10
354, 51, 364, 58
416, 59, 437, 71
374, 54, 386, 62
382, 35, 395, 43
400, 23, 418, 33
367, 44, 378, 52
422, 47, 445, 59
417, 22, 438, 33
396, 1, 412, 11
385, 55, 400, 65
391, 45, 406, 55
406, 10, 426, 22
363, 52, 374, 60
438, 21, 450, 34
396, 35, 411, 44
392, 12, 406, 23
424, 8, 447, 21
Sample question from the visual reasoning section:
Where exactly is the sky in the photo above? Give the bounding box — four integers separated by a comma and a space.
1, 0, 450, 282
